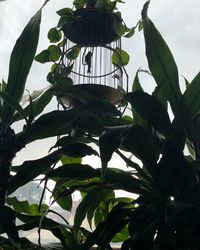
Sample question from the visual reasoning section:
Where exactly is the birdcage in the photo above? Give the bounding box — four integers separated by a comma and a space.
59, 4, 128, 107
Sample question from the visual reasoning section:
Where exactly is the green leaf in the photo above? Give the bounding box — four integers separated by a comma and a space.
125, 91, 172, 136
74, 187, 114, 227
142, 1, 181, 114
99, 126, 131, 177
0, 206, 20, 248
52, 185, 72, 212
173, 72, 200, 128
124, 27, 135, 38
48, 28, 62, 43
26, 99, 120, 141
0, 91, 28, 125
58, 15, 73, 27
112, 48, 130, 66
56, 8, 73, 17
131, 70, 147, 128
123, 125, 158, 167
66, 47, 80, 60
35, 45, 61, 63
35, 49, 50, 63
14, 88, 53, 122
114, 21, 126, 37
8, 148, 65, 194
2, 7, 42, 127
47, 164, 98, 180
138, 20, 143, 31
73, 0, 87, 9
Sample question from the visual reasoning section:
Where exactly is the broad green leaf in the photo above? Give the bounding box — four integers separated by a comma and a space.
74, 187, 114, 226
173, 72, 200, 128
2, 7, 43, 127
0, 91, 28, 124
99, 126, 131, 177
73, 0, 87, 9
35, 45, 61, 63
56, 8, 73, 17
125, 91, 172, 136
58, 15, 73, 27
112, 48, 130, 66
123, 125, 158, 168
83, 204, 129, 249
14, 88, 53, 122
6, 197, 48, 215
124, 27, 135, 38
66, 47, 80, 60
47, 164, 98, 180
48, 28, 62, 43
114, 21, 126, 37
8, 148, 65, 194
52, 186, 72, 212
131, 70, 147, 128
26, 99, 120, 142
35, 49, 50, 63
142, 1, 181, 114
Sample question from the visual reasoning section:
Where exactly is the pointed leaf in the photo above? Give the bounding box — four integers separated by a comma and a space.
173, 72, 200, 128
2, 7, 43, 127
142, 1, 181, 114
125, 91, 172, 136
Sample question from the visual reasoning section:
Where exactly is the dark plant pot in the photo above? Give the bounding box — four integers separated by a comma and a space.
62, 8, 120, 46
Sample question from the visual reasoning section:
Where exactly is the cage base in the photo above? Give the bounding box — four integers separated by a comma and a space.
61, 84, 123, 107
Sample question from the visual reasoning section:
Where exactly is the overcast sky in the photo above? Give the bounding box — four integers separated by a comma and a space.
0, 0, 200, 162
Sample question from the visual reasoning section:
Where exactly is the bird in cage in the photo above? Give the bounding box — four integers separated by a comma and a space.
83, 49, 93, 74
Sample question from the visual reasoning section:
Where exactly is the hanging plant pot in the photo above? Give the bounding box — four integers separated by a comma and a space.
62, 8, 120, 46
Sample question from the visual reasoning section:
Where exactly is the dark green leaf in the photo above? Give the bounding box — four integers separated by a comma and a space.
173, 72, 200, 128
66, 46, 80, 60
99, 126, 131, 176
14, 88, 53, 122
0, 206, 20, 248
48, 28, 62, 43
74, 187, 114, 226
0, 91, 28, 125
8, 148, 65, 194
124, 27, 135, 38
56, 8, 73, 17
35, 49, 50, 63
131, 70, 147, 127
47, 164, 98, 180
2, 8, 42, 127
125, 91, 172, 136
123, 125, 158, 167
142, 1, 181, 114
112, 48, 130, 66
73, 0, 87, 9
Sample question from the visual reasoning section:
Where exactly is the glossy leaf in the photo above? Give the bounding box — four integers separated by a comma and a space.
125, 91, 172, 136
99, 125, 131, 176
123, 125, 158, 168
8, 147, 65, 194
173, 72, 200, 128
74, 187, 114, 226
2, 7, 43, 127
142, 1, 181, 114
112, 48, 130, 66
14, 88, 53, 122
48, 28, 62, 43
0, 91, 28, 125
131, 70, 147, 127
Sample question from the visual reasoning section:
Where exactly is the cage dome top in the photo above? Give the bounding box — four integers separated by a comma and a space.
62, 8, 121, 46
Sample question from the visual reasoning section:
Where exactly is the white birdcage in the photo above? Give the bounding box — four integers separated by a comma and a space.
59, 4, 128, 106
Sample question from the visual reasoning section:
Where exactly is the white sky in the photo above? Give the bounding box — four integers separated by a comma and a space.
0, 0, 200, 163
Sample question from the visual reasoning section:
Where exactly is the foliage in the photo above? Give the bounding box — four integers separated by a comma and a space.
1, 0, 200, 249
